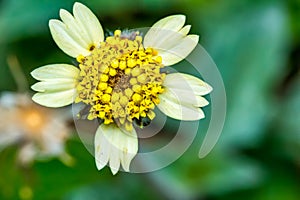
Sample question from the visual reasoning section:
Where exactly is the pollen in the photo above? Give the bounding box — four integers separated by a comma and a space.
75, 30, 165, 130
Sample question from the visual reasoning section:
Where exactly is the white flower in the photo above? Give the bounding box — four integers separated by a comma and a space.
95, 124, 137, 175
0, 92, 70, 165
31, 2, 212, 174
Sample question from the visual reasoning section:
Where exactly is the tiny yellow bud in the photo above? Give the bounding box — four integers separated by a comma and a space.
132, 93, 142, 103
148, 102, 155, 109
138, 51, 147, 58
102, 94, 111, 103
104, 118, 111, 124
87, 113, 95, 120
145, 48, 153, 54
105, 86, 113, 94
147, 110, 156, 120
124, 88, 133, 98
153, 66, 160, 74
124, 68, 131, 75
111, 60, 119, 68
137, 74, 147, 84
140, 111, 147, 117
109, 68, 117, 76
132, 85, 141, 93
111, 92, 120, 103
100, 74, 109, 82
119, 117, 126, 124
106, 36, 114, 43
98, 82, 108, 90
135, 36, 142, 43
153, 97, 160, 104
75, 96, 81, 103
114, 30, 121, 37
99, 65, 108, 73
155, 56, 162, 63
131, 67, 141, 77
129, 78, 137, 85
76, 55, 85, 63
99, 112, 105, 118
119, 61, 127, 70
127, 59, 136, 68
120, 96, 128, 107
125, 122, 133, 131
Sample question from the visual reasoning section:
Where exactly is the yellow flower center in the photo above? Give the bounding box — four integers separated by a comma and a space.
75, 30, 165, 130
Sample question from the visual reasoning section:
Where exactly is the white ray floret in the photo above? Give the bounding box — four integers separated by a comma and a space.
31, 64, 79, 107
95, 124, 138, 175
157, 73, 212, 120
49, 2, 104, 58
144, 15, 199, 66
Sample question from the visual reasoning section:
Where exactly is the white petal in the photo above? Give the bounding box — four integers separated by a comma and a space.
49, 3, 104, 58
59, 9, 91, 48
31, 79, 76, 93
31, 64, 78, 107
157, 90, 205, 121
145, 25, 192, 53
119, 129, 138, 172
94, 126, 110, 170
144, 15, 199, 65
73, 2, 104, 48
158, 34, 199, 66
49, 19, 91, 57
179, 25, 191, 35
194, 96, 209, 107
164, 73, 212, 96
144, 15, 186, 49
31, 64, 79, 81
32, 89, 75, 108
109, 142, 121, 175
94, 124, 138, 175
163, 88, 209, 107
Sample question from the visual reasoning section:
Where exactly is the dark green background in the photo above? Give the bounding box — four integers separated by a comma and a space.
0, 0, 299, 199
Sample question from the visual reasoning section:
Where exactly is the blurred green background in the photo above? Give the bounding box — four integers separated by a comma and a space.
0, 0, 299, 199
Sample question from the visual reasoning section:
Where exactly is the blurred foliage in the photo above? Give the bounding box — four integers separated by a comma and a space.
0, 0, 299, 199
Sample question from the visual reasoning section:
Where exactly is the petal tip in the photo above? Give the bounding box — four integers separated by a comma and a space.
110, 167, 119, 175
48, 19, 57, 27
59, 9, 68, 18
188, 34, 200, 43
206, 83, 213, 93
73, 2, 88, 12
74, 2, 84, 8
30, 69, 40, 80
31, 93, 42, 105
31, 83, 43, 92
95, 158, 107, 171
173, 14, 186, 21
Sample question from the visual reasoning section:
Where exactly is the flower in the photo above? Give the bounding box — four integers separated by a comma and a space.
0, 92, 71, 165
31, 2, 212, 175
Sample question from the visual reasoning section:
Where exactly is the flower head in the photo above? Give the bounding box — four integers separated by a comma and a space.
31, 2, 212, 174
0, 92, 70, 165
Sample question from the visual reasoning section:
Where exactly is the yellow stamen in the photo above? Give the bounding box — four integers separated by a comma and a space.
102, 94, 111, 103
98, 82, 108, 90
114, 30, 121, 37
75, 30, 166, 127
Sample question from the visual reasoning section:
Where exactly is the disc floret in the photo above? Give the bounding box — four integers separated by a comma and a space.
75, 30, 166, 130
